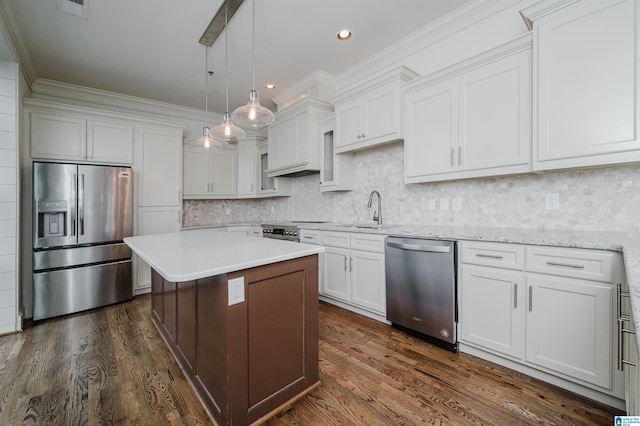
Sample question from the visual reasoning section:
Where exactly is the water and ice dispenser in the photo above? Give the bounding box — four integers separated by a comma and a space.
36, 201, 68, 238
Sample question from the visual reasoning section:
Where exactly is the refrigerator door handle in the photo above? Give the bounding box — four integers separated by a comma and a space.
79, 173, 85, 236
70, 173, 77, 237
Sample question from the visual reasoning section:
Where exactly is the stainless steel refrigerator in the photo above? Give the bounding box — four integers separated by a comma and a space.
32, 162, 133, 321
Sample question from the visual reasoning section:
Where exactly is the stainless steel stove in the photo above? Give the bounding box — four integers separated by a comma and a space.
261, 224, 299, 242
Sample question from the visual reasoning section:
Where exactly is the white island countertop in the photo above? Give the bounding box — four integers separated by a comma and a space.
124, 228, 324, 282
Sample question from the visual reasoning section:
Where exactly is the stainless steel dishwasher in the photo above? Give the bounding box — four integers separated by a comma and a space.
385, 237, 457, 352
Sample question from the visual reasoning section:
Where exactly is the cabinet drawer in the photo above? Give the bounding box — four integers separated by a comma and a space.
299, 229, 321, 245
460, 241, 525, 270
526, 246, 614, 283
322, 231, 350, 248
350, 233, 386, 253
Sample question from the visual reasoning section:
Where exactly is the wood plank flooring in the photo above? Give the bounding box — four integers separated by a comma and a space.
0, 296, 622, 425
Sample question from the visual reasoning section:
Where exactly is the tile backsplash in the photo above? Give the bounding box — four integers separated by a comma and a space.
183, 141, 640, 233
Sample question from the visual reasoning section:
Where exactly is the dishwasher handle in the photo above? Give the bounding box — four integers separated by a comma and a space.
386, 241, 451, 253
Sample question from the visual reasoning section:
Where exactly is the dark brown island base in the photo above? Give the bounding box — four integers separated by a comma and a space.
150, 255, 319, 425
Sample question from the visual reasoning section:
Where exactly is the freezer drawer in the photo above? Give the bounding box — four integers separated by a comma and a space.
33, 243, 131, 271
33, 260, 132, 321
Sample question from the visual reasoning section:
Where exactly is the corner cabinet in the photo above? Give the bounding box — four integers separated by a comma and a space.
183, 143, 237, 199
266, 97, 333, 177
403, 34, 532, 184
28, 104, 134, 165
318, 114, 353, 192
521, 0, 640, 170
333, 66, 418, 153
458, 240, 625, 403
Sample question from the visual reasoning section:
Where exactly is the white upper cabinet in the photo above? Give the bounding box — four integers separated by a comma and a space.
333, 66, 418, 153
183, 144, 237, 199
29, 108, 134, 165
318, 114, 353, 192
136, 125, 183, 207
522, 0, 640, 170
266, 97, 333, 177
403, 34, 532, 183
237, 139, 258, 198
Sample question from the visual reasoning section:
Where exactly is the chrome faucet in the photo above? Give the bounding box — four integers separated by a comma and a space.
367, 190, 382, 225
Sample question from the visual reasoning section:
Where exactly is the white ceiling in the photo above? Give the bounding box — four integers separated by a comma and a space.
0, 0, 469, 114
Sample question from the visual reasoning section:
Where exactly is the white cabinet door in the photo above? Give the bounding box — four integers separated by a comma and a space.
137, 126, 182, 207
183, 146, 210, 196
210, 148, 237, 197
532, 0, 640, 169
323, 246, 350, 302
30, 112, 87, 160
459, 264, 524, 359
362, 86, 397, 144
350, 250, 385, 315
404, 79, 458, 180
335, 102, 361, 150
273, 113, 297, 170
237, 142, 256, 197
134, 206, 181, 291
320, 114, 353, 192
87, 119, 134, 164
458, 50, 530, 172
526, 273, 613, 388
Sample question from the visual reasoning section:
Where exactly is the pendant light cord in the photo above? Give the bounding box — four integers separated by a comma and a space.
204, 44, 209, 127
225, 8, 230, 113
251, 0, 255, 91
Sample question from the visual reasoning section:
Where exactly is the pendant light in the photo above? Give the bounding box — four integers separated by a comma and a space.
194, 45, 222, 149
231, 0, 275, 129
212, 7, 246, 144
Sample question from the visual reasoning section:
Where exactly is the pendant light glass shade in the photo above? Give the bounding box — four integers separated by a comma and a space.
192, 45, 223, 149
213, 7, 246, 144
231, 0, 275, 129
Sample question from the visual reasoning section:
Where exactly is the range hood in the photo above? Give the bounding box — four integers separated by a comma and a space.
266, 96, 333, 178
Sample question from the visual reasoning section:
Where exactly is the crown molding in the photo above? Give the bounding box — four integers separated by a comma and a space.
0, 1, 37, 91
272, 69, 336, 110
30, 78, 222, 123
519, 0, 581, 29
331, 66, 419, 106
335, 0, 525, 94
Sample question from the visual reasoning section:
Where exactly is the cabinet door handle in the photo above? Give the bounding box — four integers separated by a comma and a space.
476, 253, 503, 260
450, 147, 455, 166
514, 283, 518, 309
546, 261, 585, 269
458, 146, 463, 165
528, 286, 533, 312
350, 257, 353, 271
344, 256, 348, 271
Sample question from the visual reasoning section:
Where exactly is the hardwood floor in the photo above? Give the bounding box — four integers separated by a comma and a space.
0, 296, 622, 425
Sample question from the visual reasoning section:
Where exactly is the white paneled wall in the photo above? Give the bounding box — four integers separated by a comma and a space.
0, 60, 18, 334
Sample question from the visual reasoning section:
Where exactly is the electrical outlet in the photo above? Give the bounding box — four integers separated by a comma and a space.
545, 193, 560, 210
225, 207, 231, 215
428, 199, 436, 211
440, 198, 449, 211
452, 197, 462, 211
228, 277, 245, 306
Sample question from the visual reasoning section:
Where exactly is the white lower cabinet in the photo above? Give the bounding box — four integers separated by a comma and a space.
459, 241, 625, 404
321, 231, 386, 317
460, 264, 524, 360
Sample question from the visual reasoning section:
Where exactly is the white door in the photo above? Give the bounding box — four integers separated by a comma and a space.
183, 147, 210, 196
458, 50, 530, 172
525, 273, 613, 388
350, 250, 385, 315
362, 87, 396, 142
88, 119, 134, 164
335, 102, 361, 149
404, 79, 458, 180
459, 264, 524, 359
323, 246, 350, 302
210, 148, 237, 197
137, 127, 182, 206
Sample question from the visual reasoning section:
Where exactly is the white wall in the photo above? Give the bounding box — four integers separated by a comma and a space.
0, 59, 18, 334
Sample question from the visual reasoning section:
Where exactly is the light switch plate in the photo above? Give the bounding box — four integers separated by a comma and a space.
440, 198, 449, 211
428, 199, 436, 211
228, 277, 245, 306
452, 197, 462, 211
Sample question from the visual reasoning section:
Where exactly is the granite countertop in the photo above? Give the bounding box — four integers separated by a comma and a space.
124, 228, 324, 282
298, 222, 640, 349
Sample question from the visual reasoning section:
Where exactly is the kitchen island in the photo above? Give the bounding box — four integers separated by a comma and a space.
124, 229, 324, 425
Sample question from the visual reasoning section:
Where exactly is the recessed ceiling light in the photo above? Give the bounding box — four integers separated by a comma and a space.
265, 84, 276, 90
337, 30, 352, 41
